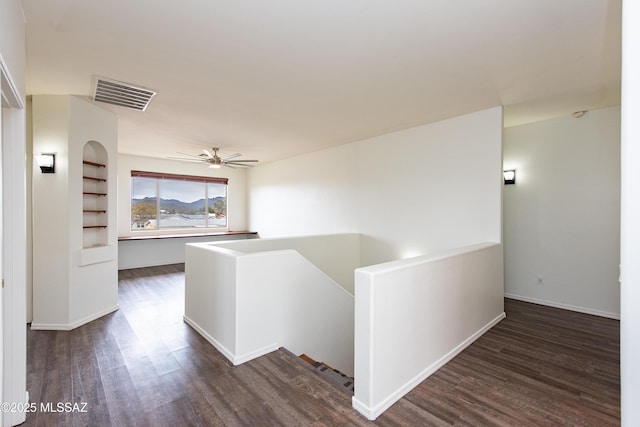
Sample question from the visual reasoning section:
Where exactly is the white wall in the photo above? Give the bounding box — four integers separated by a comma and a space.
248, 106, 503, 266
31, 96, 71, 326
118, 233, 254, 270
31, 95, 119, 330
25, 98, 32, 323
621, 1, 640, 424
213, 233, 361, 293
503, 107, 620, 318
68, 97, 118, 326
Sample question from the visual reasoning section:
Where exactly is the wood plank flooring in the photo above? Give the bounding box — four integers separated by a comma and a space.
23, 264, 620, 426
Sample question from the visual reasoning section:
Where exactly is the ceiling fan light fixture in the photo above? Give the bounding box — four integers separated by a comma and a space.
168, 147, 258, 169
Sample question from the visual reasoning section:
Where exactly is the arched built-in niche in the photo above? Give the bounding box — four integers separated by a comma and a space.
82, 140, 108, 248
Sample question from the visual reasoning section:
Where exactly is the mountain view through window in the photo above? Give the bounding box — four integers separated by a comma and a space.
131, 171, 227, 231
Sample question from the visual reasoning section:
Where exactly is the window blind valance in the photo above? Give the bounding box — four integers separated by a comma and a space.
131, 170, 228, 185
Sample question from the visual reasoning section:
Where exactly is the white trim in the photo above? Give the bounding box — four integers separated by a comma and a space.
504, 293, 620, 320
30, 305, 119, 331
233, 344, 280, 365
29, 323, 71, 331
68, 305, 119, 330
183, 315, 236, 362
1, 54, 27, 427
0, 55, 24, 109
353, 312, 506, 421
183, 315, 279, 365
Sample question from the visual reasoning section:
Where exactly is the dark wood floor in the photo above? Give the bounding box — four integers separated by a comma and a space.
23, 264, 620, 426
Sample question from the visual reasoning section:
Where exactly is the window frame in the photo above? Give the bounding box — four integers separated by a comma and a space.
130, 170, 229, 233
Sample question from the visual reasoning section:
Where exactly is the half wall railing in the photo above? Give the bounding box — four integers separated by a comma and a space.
183, 235, 505, 420
183, 234, 359, 376
352, 242, 505, 419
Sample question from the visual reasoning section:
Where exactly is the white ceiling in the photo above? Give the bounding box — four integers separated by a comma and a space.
21, 0, 621, 164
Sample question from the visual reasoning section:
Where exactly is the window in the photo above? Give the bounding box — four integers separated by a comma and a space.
131, 171, 228, 231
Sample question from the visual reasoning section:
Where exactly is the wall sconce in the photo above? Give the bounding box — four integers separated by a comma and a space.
503, 169, 516, 185
35, 153, 55, 173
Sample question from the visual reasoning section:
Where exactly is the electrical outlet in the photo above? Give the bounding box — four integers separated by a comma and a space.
536, 275, 543, 286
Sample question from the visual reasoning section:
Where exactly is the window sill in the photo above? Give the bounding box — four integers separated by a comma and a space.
118, 230, 257, 241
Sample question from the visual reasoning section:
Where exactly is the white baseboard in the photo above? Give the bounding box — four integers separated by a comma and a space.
234, 344, 281, 365
30, 305, 119, 330
69, 305, 120, 329
504, 293, 620, 320
353, 312, 506, 421
183, 315, 279, 365
183, 315, 236, 362
30, 322, 72, 331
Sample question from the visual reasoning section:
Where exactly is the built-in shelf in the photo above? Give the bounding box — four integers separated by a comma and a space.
83, 144, 109, 248
83, 175, 107, 182
83, 160, 106, 168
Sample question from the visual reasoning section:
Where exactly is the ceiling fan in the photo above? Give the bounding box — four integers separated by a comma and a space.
168, 147, 259, 169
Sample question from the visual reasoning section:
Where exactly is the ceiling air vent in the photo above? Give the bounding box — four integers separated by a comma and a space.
92, 77, 156, 111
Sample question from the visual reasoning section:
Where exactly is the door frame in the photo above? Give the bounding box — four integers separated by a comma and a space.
1, 53, 27, 427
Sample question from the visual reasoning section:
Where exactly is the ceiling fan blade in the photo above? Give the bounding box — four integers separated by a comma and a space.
176, 152, 204, 158
171, 149, 258, 167
222, 153, 242, 161
225, 162, 254, 167
167, 157, 205, 163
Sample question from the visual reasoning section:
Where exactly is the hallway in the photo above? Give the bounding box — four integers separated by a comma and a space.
23, 264, 619, 426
